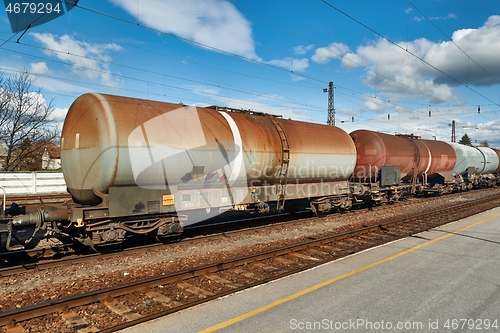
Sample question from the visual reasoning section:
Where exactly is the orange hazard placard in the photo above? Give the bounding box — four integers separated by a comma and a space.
162, 194, 175, 206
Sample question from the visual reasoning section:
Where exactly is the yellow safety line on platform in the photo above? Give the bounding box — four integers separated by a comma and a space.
198, 213, 500, 333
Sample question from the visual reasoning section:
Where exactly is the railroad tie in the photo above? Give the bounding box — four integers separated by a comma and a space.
104, 298, 142, 321
305, 248, 329, 257
60, 311, 99, 333
358, 234, 384, 242
2, 323, 26, 333
332, 241, 352, 248
230, 268, 265, 281
354, 237, 375, 245
318, 244, 345, 253
145, 291, 182, 308
289, 252, 321, 261
205, 274, 243, 289
253, 262, 288, 275
273, 257, 297, 266
177, 282, 215, 299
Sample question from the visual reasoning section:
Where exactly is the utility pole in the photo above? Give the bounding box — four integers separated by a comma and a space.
324, 81, 335, 126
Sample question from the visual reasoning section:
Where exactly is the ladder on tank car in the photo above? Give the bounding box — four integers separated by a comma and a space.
266, 115, 290, 212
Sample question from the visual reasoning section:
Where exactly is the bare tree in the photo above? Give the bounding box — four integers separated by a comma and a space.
0, 70, 58, 171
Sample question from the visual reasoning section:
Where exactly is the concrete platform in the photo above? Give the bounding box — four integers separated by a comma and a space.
120, 207, 500, 333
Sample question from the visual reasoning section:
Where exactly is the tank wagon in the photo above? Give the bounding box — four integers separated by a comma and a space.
349, 129, 500, 203
1, 93, 356, 250
449, 143, 499, 188
349, 130, 457, 202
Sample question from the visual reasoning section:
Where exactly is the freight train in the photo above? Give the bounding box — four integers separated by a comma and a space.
1, 93, 499, 251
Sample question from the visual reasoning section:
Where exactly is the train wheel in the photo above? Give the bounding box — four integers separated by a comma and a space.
88, 230, 125, 252
337, 198, 352, 213
153, 219, 184, 243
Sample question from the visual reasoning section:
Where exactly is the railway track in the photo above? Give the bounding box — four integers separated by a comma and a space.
1, 192, 499, 332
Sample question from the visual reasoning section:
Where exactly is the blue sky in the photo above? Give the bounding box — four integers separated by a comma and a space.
1, 0, 499, 145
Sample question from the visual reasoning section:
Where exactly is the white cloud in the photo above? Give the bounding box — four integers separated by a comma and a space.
191, 85, 221, 97
30, 62, 51, 75
291, 74, 306, 81
413, 13, 457, 22
425, 15, 500, 87
293, 44, 314, 55
322, 15, 500, 103
30, 32, 122, 87
31, 75, 92, 93
266, 57, 309, 72
363, 95, 386, 112
110, 0, 260, 60
190, 86, 309, 121
311, 42, 349, 64
51, 107, 69, 122
0, 64, 87, 95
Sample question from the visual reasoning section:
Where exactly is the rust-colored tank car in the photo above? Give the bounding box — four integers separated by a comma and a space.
61, 93, 357, 212
349, 130, 415, 180
412, 139, 457, 178
349, 130, 456, 182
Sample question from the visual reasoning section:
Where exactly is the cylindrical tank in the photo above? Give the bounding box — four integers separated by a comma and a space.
61, 93, 357, 204
449, 143, 486, 175
476, 147, 499, 174
411, 139, 457, 176
349, 130, 456, 180
350, 130, 415, 179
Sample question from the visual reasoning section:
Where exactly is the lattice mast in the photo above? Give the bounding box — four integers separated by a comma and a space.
326, 81, 335, 126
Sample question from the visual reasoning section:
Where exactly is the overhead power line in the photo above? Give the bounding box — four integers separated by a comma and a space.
409, 0, 500, 85
320, 0, 500, 107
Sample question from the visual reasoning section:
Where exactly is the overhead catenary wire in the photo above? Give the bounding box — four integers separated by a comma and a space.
76, 0, 485, 113
409, 0, 500, 85
229, 1, 499, 121
3, 38, 489, 130
320, 0, 500, 107
0, 42, 329, 117
0, 18, 460, 127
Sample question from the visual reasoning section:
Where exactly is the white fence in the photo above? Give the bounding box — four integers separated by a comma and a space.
0, 172, 67, 195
